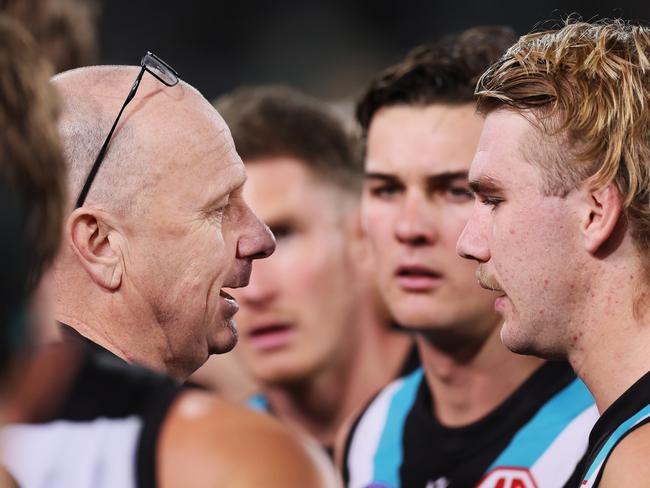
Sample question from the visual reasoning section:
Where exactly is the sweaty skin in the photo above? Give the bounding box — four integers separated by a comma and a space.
457, 108, 650, 487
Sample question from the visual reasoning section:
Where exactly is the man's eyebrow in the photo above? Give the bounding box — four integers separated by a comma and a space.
203, 178, 245, 211
364, 172, 398, 181
469, 176, 502, 194
427, 171, 468, 187
365, 171, 468, 183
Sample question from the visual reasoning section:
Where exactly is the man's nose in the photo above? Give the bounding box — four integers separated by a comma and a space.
394, 193, 438, 246
456, 207, 490, 263
237, 206, 276, 260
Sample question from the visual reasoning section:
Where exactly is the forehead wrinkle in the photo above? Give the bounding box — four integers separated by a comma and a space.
154, 107, 235, 175
197, 125, 234, 162
204, 159, 246, 203
55, 67, 223, 218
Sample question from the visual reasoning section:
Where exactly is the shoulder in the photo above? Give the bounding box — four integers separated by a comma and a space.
598, 421, 650, 487
158, 390, 340, 488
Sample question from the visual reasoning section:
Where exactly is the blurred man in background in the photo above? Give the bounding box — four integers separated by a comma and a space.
211, 86, 416, 454
341, 26, 597, 488
458, 20, 650, 487
0, 15, 338, 488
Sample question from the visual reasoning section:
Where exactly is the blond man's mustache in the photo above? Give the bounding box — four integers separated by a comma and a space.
476, 265, 504, 293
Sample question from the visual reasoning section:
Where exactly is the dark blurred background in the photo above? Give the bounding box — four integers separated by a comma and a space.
98, 0, 650, 101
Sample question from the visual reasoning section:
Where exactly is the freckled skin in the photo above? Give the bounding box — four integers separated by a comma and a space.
457, 110, 588, 359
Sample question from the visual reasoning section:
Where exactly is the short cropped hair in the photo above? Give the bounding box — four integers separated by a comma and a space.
476, 20, 650, 261
216, 85, 362, 193
2, 0, 97, 73
356, 25, 517, 136
0, 15, 66, 287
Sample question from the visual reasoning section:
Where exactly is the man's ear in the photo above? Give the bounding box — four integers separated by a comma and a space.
66, 208, 123, 290
579, 180, 624, 255
344, 204, 375, 273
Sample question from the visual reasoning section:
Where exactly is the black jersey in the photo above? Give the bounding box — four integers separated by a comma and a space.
248, 343, 420, 453
343, 362, 598, 488
1, 341, 183, 488
580, 370, 650, 487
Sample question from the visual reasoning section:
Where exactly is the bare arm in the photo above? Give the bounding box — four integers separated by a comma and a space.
158, 390, 340, 488
599, 423, 650, 487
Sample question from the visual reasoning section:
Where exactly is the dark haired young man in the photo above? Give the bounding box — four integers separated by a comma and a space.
211, 86, 416, 454
340, 26, 597, 488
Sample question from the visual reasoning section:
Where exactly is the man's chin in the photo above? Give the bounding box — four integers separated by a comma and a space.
389, 303, 442, 329
500, 320, 528, 354
208, 318, 239, 355
500, 321, 564, 359
254, 360, 319, 387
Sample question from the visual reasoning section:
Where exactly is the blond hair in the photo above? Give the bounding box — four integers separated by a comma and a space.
477, 19, 650, 259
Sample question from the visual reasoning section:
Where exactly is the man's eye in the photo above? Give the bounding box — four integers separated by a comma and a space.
209, 203, 229, 221
479, 196, 504, 210
444, 186, 474, 201
270, 225, 294, 241
368, 184, 402, 198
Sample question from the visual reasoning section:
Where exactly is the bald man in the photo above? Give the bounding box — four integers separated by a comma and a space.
0, 41, 336, 487
51, 59, 275, 380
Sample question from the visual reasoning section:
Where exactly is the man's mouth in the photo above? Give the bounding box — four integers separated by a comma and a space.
247, 322, 296, 351
475, 266, 505, 293
219, 289, 239, 317
395, 265, 443, 292
220, 289, 235, 300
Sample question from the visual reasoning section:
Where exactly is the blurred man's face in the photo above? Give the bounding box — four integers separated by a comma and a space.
232, 157, 358, 384
122, 98, 275, 375
361, 104, 500, 339
457, 109, 583, 358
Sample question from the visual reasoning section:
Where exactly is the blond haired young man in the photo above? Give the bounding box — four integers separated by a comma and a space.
458, 20, 650, 487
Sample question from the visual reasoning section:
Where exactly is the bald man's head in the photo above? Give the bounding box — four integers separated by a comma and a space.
53, 66, 206, 216
51, 65, 275, 379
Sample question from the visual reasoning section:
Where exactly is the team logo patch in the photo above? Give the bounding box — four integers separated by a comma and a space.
476, 467, 539, 488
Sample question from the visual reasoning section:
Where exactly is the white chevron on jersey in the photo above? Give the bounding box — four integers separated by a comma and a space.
530, 404, 599, 485
2, 416, 142, 488
347, 376, 407, 488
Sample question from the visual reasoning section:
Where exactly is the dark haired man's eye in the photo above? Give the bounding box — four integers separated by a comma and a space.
270, 224, 294, 241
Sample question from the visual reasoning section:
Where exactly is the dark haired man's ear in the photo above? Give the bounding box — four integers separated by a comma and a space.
579, 181, 624, 256
346, 203, 375, 273
67, 209, 123, 290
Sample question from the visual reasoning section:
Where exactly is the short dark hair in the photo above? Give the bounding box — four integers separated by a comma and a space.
216, 85, 362, 193
356, 25, 517, 136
